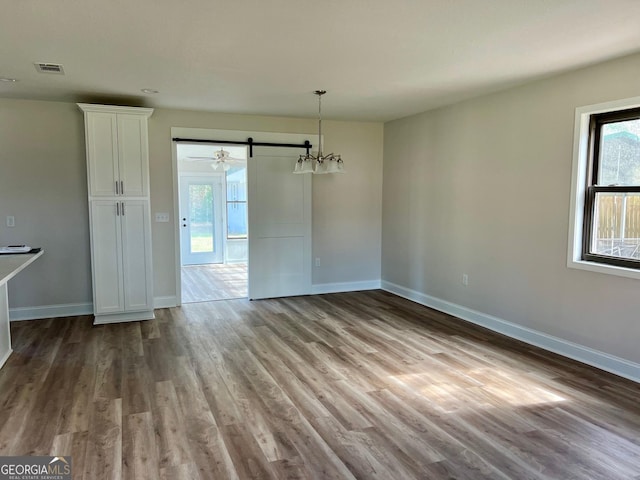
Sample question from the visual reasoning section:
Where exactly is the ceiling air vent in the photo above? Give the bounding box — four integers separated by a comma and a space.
34, 63, 65, 74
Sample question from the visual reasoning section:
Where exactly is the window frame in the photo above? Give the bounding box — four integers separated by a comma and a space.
226, 200, 247, 239
225, 177, 248, 240
582, 107, 640, 269
568, 95, 640, 280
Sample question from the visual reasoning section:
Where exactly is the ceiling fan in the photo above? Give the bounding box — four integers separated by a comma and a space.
185, 148, 245, 171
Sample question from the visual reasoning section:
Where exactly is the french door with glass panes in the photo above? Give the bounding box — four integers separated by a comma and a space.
180, 175, 224, 265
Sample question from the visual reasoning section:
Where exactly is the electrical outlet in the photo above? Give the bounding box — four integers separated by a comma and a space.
315, 257, 321, 267
6, 216, 15, 227
462, 273, 469, 286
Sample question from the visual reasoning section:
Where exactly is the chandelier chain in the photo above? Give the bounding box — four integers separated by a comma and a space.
316, 90, 324, 157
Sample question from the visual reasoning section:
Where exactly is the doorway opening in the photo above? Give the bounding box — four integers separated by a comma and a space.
177, 143, 248, 303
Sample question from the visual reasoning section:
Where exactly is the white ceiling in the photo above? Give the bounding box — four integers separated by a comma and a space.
1, 0, 640, 122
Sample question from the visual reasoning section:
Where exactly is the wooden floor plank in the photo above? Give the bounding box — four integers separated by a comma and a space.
51, 431, 89, 480
182, 263, 247, 303
152, 380, 194, 469
122, 411, 160, 480
82, 398, 122, 480
0, 290, 639, 479
159, 462, 202, 480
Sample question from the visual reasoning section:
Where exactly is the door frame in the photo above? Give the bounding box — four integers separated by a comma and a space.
178, 174, 225, 266
171, 127, 314, 306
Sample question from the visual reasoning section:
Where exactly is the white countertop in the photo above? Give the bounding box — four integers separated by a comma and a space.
0, 251, 44, 286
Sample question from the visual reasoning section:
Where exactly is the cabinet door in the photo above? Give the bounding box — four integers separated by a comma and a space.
90, 201, 124, 314
117, 114, 149, 197
86, 113, 119, 196
120, 200, 153, 311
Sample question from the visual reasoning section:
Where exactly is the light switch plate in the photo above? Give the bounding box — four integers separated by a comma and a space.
154, 213, 170, 223
6, 216, 15, 227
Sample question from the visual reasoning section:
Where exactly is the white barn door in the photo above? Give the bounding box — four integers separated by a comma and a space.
248, 146, 312, 299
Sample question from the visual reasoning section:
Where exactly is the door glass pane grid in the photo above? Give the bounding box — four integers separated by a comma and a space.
592, 192, 640, 260
189, 184, 215, 254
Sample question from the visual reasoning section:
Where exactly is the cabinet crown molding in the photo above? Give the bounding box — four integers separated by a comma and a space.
77, 103, 154, 118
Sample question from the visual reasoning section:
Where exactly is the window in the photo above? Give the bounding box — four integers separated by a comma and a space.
583, 108, 640, 268
226, 166, 247, 239
569, 96, 640, 279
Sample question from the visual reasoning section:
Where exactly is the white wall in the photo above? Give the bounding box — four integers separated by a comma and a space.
0, 99, 92, 310
382, 51, 640, 365
0, 99, 383, 311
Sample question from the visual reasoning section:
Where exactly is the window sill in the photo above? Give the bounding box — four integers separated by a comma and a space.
568, 258, 640, 281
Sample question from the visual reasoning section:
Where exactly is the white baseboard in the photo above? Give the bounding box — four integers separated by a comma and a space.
94, 310, 155, 325
0, 348, 12, 370
381, 280, 640, 384
9, 303, 93, 322
8, 295, 179, 322
154, 296, 177, 309
312, 280, 381, 295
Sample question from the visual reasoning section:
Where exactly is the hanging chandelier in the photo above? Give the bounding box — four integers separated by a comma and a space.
294, 90, 344, 174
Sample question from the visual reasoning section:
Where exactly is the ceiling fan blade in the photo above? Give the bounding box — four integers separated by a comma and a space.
185, 154, 245, 164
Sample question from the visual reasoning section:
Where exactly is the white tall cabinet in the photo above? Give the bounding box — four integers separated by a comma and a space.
78, 104, 154, 324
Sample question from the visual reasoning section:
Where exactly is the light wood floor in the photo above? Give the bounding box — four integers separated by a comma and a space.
181, 263, 247, 303
1, 291, 639, 479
